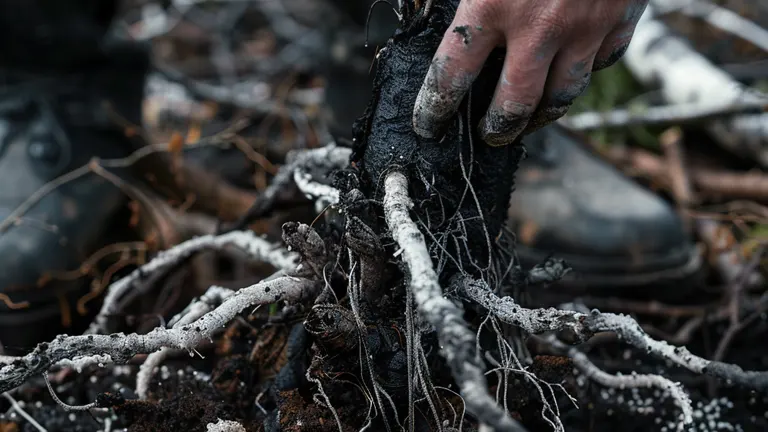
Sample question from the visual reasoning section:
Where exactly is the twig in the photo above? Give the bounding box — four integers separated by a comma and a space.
88, 230, 297, 334
2, 392, 47, 432
660, 127, 695, 209
559, 100, 766, 131
0, 276, 319, 394
382, 171, 525, 432
603, 145, 768, 201
0, 127, 251, 234
713, 245, 767, 362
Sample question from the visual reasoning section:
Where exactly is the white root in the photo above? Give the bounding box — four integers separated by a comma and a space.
292, 144, 350, 210
88, 230, 297, 334
546, 335, 693, 430
570, 349, 693, 430
457, 275, 768, 391
294, 168, 341, 210
0, 277, 319, 394
624, 4, 768, 165
43, 372, 98, 412
136, 285, 235, 399
383, 171, 525, 432
234, 144, 351, 224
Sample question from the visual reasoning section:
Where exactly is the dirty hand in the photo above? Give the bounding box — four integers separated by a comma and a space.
412, 0, 648, 146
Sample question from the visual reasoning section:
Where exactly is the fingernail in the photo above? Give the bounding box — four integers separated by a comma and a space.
593, 43, 630, 71
525, 103, 571, 133
413, 83, 444, 139
479, 101, 531, 146
413, 57, 474, 139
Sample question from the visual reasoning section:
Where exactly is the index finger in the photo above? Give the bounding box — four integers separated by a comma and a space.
412, 3, 501, 139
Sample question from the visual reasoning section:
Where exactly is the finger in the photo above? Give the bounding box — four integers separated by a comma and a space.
525, 49, 597, 132
478, 33, 560, 146
412, 2, 501, 139
592, 1, 647, 71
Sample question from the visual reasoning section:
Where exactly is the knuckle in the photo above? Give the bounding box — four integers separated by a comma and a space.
530, 8, 568, 42
471, 0, 505, 23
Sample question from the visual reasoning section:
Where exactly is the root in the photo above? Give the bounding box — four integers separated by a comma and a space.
2, 392, 47, 432
0, 276, 319, 394
306, 360, 345, 432
383, 170, 525, 432
456, 275, 768, 392
227, 144, 351, 231
545, 335, 693, 430
88, 230, 297, 334
43, 372, 98, 411
136, 285, 235, 399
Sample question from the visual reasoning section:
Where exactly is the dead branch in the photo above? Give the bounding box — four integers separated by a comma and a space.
559, 100, 766, 131
382, 171, 525, 432
0, 276, 319, 394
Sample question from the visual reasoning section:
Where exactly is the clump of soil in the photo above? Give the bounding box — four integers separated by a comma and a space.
351, 0, 524, 267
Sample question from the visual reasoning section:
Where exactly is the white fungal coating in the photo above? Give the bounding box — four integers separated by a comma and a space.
88, 230, 297, 334
206, 419, 246, 432
137, 285, 236, 399
0, 277, 318, 393
383, 171, 525, 432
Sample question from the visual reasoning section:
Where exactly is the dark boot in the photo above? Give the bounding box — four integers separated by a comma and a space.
0, 1, 149, 353
509, 125, 702, 293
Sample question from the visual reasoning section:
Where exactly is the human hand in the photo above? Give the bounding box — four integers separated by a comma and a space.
412, 0, 648, 145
